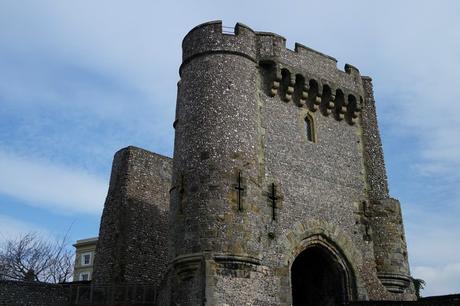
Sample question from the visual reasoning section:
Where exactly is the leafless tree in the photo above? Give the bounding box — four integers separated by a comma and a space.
0, 232, 74, 283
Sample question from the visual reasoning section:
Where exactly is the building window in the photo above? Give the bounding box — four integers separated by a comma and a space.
79, 272, 90, 281
304, 115, 315, 142
81, 252, 92, 266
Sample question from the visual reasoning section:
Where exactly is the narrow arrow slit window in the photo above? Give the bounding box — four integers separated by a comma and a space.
305, 115, 315, 142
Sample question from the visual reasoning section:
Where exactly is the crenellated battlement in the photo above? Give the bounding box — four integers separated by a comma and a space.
181, 21, 258, 69
181, 21, 364, 126
181, 21, 363, 96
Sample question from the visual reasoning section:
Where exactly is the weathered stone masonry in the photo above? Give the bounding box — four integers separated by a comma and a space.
93, 21, 416, 305
0, 281, 69, 306
93, 146, 172, 287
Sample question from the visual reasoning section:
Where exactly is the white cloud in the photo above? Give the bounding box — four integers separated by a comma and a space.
0, 151, 107, 215
0, 214, 50, 241
370, 3, 460, 179
408, 225, 460, 267
0, 0, 182, 102
413, 263, 460, 297
405, 201, 460, 296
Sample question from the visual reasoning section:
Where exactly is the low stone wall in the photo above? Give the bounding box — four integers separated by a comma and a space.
1, 279, 458, 306
0, 280, 69, 306
347, 294, 460, 305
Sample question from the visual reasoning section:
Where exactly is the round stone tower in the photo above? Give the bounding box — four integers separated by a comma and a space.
169, 21, 266, 304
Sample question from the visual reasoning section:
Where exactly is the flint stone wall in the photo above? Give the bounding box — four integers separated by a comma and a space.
0, 280, 69, 306
348, 294, 460, 305
92, 146, 172, 286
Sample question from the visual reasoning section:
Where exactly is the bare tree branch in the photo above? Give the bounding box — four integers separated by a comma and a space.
0, 232, 74, 283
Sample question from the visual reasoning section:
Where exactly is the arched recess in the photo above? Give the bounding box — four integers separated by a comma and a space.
291, 235, 356, 305
279, 220, 366, 304
293, 74, 306, 107
279, 68, 292, 101
306, 79, 319, 111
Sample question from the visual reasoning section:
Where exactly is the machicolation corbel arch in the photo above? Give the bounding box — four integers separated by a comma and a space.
261, 62, 362, 125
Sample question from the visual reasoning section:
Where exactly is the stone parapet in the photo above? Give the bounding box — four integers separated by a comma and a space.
182, 20, 363, 95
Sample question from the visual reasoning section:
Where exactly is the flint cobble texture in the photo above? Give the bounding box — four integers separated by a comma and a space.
0, 281, 69, 306
93, 146, 172, 286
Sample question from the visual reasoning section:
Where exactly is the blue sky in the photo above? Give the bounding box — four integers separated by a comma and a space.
0, 0, 459, 296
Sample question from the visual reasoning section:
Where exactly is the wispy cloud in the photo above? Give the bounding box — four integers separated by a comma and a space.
413, 264, 460, 297
405, 196, 460, 296
369, 2, 460, 180
0, 214, 49, 241
0, 151, 107, 215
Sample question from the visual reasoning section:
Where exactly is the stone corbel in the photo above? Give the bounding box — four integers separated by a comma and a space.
173, 253, 203, 282
299, 85, 309, 106
270, 68, 282, 97
284, 74, 296, 102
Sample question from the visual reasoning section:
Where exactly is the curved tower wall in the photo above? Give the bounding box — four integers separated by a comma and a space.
169, 22, 267, 304
171, 22, 263, 258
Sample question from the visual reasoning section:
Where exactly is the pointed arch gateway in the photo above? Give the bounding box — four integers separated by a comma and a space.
291, 236, 356, 306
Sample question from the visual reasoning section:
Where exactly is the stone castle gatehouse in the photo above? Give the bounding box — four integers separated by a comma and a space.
92, 21, 416, 305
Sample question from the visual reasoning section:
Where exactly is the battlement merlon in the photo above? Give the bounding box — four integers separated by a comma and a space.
181, 21, 363, 95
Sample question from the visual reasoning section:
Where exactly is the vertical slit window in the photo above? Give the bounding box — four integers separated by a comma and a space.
305, 115, 315, 142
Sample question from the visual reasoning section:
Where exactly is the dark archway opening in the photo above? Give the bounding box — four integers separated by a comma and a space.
291, 246, 349, 306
